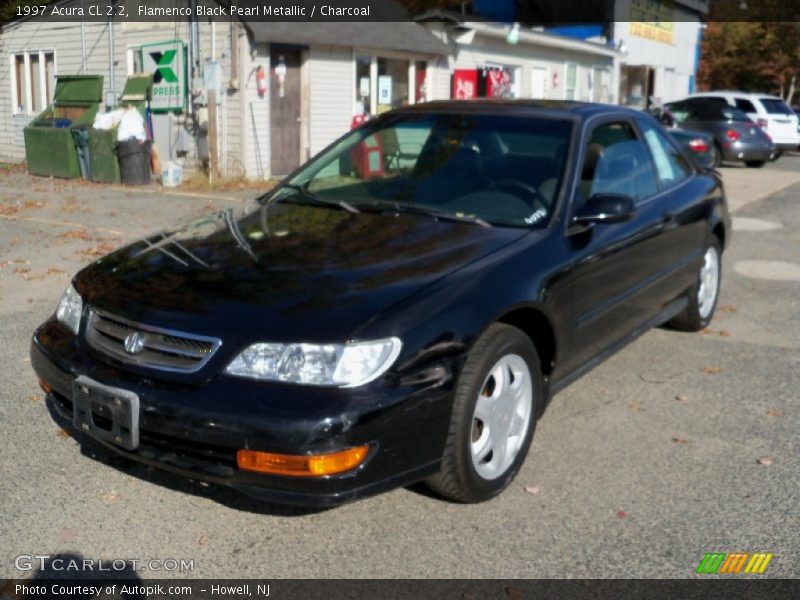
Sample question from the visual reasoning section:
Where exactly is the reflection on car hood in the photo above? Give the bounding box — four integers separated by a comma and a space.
75, 199, 526, 342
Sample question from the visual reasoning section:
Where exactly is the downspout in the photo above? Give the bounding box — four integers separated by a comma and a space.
107, 11, 115, 105
80, 0, 87, 73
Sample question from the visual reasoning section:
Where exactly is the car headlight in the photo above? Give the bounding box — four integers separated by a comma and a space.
56, 283, 83, 335
225, 338, 402, 387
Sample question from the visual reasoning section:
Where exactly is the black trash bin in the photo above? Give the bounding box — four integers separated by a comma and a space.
117, 139, 151, 185
71, 127, 91, 180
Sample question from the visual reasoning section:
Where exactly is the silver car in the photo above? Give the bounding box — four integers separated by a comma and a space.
658, 98, 775, 168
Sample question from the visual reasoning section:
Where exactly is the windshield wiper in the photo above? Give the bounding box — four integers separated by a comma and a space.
278, 184, 360, 214
372, 201, 491, 228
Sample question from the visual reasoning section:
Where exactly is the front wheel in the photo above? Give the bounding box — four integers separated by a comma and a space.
426, 323, 542, 503
668, 238, 722, 332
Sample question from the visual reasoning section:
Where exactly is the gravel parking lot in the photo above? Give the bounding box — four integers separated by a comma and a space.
1, 158, 798, 579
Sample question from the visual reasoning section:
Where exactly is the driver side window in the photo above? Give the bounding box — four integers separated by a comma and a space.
579, 121, 658, 204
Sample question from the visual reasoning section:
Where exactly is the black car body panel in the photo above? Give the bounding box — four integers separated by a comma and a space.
666, 128, 717, 169
32, 101, 731, 506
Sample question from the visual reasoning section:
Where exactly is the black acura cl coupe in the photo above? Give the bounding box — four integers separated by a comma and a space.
32, 101, 730, 506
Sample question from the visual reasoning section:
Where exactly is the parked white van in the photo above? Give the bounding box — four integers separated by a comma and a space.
689, 92, 799, 155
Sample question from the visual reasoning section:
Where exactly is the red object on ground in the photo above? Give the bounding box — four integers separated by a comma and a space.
351, 114, 369, 130
351, 134, 384, 178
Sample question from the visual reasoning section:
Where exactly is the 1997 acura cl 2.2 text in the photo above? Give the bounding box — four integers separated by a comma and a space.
32, 101, 730, 506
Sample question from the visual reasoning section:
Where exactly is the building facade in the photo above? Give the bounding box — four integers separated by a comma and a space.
2, 1, 706, 181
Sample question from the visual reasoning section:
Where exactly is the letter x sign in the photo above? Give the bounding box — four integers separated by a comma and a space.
150, 51, 178, 84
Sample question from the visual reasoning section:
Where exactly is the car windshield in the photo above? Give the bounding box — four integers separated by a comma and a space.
759, 98, 793, 115
282, 113, 573, 227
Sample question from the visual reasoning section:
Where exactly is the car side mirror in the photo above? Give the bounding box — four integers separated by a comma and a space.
572, 194, 635, 226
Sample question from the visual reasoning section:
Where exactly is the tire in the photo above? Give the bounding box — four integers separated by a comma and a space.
745, 160, 766, 168
426, 323, 542, 503
668, 238, 722, 332
712, 143, 722, 168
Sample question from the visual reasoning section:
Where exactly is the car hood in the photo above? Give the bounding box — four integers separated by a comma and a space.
75, 199, 526, 343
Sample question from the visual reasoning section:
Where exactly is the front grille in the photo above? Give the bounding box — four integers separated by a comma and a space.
85, 309, 221, 373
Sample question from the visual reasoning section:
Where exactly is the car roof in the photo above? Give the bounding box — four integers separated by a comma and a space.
690, 91, 783, 100
395, 99, 644, 122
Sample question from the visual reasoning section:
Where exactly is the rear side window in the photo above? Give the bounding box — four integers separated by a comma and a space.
581, 122, 658, 203
638, 119, 693, 188
686, 100, 750, 122
759, 98, 793, 115
735, 98, 757, 113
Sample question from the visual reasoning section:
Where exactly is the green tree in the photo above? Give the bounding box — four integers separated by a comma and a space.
699, 3, 800, 103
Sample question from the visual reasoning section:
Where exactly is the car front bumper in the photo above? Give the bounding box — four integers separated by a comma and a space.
32, 318, 454, 506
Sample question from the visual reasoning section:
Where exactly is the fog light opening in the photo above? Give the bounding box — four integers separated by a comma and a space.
236, 445, 371, 477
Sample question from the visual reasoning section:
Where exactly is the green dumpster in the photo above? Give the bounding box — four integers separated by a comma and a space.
89, 74, 153, 183
23, 75, 104, 179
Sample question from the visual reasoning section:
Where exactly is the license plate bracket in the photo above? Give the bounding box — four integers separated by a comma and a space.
72, 375, 140, 450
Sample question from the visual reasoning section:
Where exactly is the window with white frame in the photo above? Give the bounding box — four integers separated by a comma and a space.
10, 50, 55, 115
354, 53, 428, 117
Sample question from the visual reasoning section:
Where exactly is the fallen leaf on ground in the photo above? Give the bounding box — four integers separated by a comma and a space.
718, 304, 737, 313
756, 457, 773, 466
28, 394, 42, 403
700, 327, 714, 335
198, 534, 209, 546
56, 428, 71, 438
702, 366, 724, 375
24, 200, 46, 209
101, 490, 119, 503
676, 394, 689, 402
78, 242, 117, 257
629, 400, 644, 411
0, 205, 19, 215
522, 485, 541, 496
58, 528, 76, 542
671, 437, 688, 445
718, 329, 731, 337
765, 409, 782, 417
616, 510, 628, 519
58, 229, 92, 241
505, 587, 524, 600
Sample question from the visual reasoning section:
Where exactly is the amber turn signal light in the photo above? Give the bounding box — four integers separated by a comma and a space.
236, 445, 370, 477
38, 379, 53, 394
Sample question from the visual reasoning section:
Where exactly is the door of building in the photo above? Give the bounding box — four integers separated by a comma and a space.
531, 66, 547, 99
270, 48, 302, 177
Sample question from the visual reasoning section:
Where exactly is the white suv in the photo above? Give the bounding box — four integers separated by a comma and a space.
689, 92, 799, 155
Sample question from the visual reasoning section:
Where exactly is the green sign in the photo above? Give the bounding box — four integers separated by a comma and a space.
140, 40, 186, 112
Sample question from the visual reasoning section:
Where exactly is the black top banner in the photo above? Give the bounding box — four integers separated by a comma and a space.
4, 0, 800, 24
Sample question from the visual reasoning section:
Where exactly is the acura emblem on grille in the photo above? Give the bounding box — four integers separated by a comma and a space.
123, 332, 146, 355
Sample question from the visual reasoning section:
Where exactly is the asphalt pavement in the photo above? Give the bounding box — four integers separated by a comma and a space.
0, 159, 798, 579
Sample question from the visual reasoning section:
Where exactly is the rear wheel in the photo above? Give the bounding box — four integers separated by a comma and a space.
745, 160, 766, 168
426, 323, 541, 503
668, 238, 722, 332
712, 143, 722, 168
